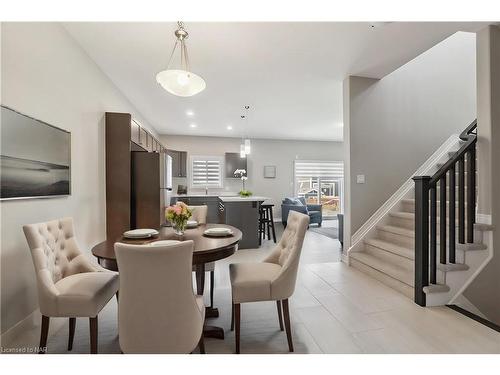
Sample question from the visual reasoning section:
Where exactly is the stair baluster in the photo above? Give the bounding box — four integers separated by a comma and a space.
449, 164, 456, 264
430, 187, 437, 284
458, 157, 465, 244
467, 148, 476, 243
413, 120, 477, 306
440, 175, 447, 264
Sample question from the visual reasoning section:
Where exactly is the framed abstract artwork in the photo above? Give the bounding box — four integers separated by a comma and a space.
1, 105, 71, 200
264, 165, 276, 178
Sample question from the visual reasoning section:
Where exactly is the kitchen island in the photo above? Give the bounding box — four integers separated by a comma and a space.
219, 196, 269, 249
171, 194, 269, 249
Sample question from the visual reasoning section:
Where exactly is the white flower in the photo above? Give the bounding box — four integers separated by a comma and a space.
234, 169, 246, 175
241, 176, 248, 181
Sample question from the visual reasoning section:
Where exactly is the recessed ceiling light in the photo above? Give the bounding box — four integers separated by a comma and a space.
186, 110, 194, 116
189, 123, 197, 128
227, 125, 233, 130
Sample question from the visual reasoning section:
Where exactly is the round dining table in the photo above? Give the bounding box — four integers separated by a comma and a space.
91, 223, 242, 339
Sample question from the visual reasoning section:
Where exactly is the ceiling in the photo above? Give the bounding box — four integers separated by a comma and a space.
63, 22, 487, 141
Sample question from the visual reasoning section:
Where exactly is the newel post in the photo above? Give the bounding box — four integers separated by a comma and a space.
413, 176, 430, 306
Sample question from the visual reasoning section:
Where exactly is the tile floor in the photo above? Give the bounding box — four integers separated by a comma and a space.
7, 222, 500, 354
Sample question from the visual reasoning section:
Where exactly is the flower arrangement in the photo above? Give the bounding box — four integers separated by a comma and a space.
166, 201, 192, 235
234, 169, 252, 197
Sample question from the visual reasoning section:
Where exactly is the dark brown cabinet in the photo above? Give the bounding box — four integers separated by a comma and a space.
105, 112, 169, 239
167, 149, 187, 177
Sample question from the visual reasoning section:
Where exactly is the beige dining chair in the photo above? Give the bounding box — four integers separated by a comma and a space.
115, 240, 206, 354
189, 205, 216, 308
23, 217, 119, 354
229, 210, 310, 353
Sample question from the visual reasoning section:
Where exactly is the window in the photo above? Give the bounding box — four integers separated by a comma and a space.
190, 155, 223, 189
294, 160, 344, 218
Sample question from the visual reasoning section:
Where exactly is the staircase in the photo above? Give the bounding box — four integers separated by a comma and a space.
348, 121, 494, 306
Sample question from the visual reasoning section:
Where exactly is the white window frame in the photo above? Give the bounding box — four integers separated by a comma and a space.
189, 155, 224, 189
293, 160, 344, 215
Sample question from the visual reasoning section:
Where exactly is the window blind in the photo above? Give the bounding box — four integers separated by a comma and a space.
190, 156, 223, 188
294, 160, 344, 179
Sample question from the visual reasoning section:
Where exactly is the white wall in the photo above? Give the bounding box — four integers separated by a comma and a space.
0, 22, 156, 335
462, 25, 500, 325
159, 135, 344, 219
345, 32, 477, 235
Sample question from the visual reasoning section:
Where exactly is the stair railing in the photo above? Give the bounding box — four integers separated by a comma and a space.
413, 120, 477, 306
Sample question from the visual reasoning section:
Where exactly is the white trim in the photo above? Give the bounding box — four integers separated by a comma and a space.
449, 214, 494, 305
0, 309, 65, 349
476, 213, 492, 225
349, 134, 460, 248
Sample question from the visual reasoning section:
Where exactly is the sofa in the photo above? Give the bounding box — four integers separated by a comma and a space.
281, 197, 322, 227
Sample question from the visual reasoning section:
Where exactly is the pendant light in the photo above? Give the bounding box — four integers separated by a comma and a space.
156, 21, 206, 97
241, 105, 251, 155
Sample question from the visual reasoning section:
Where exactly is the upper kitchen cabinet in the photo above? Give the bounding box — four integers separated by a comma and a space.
131, 119, 141, 146
167, 149, 187, 177
225, 152, 247, 178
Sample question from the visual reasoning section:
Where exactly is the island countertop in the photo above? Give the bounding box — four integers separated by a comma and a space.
218, 196, 270, 202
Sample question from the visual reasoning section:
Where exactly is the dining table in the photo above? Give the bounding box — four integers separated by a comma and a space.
91, 223, 242, 339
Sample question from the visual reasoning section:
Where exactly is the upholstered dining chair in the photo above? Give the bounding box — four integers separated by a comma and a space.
189, 205, 216, 308
23, 217, 119, 354
115, 240, 205, 354
229, 210, 310, 353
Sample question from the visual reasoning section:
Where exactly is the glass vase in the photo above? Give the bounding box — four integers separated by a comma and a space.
173, 220, 187, 236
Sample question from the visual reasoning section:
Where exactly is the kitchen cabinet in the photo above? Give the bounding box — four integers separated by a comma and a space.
225, 152, 247, 178
167, 149, 187, 177
131, 119, 140, 146
105, 112, 169, 239
170, 196, 220, 224
138, 128, 148, 149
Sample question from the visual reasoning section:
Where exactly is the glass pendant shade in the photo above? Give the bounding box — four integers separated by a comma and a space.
156, 22, 206, 97
240, 144, 246, 158
156, 69, 206, 97
244, 139, 251, 154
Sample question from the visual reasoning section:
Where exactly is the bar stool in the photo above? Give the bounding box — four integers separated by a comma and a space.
259, 203, 277, 244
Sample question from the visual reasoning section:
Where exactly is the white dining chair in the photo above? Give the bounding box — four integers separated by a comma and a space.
115, 240, 206, 353
23, 217, 119, 354
229, 210, 310, 353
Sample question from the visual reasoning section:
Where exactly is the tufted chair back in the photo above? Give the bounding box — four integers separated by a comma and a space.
263, 210, 310, 300
23, 217, 100, 315
188, 205, 208, 224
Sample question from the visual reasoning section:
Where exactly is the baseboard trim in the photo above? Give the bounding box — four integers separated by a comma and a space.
0, 309, 39, 348
0, 308, 65, 349
447, 304, 500, 333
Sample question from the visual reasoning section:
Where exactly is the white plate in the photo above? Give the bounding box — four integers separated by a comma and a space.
149, 240, 181, 247
186, 220, 198, 228
123, 228, 159, 238
204, 228, 233, 237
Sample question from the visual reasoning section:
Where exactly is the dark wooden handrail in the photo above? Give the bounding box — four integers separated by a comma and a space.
429, 120, 477, 185
413, 120, 477, 306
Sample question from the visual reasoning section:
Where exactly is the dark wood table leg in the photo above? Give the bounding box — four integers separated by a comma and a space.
195, 263, 225, 339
